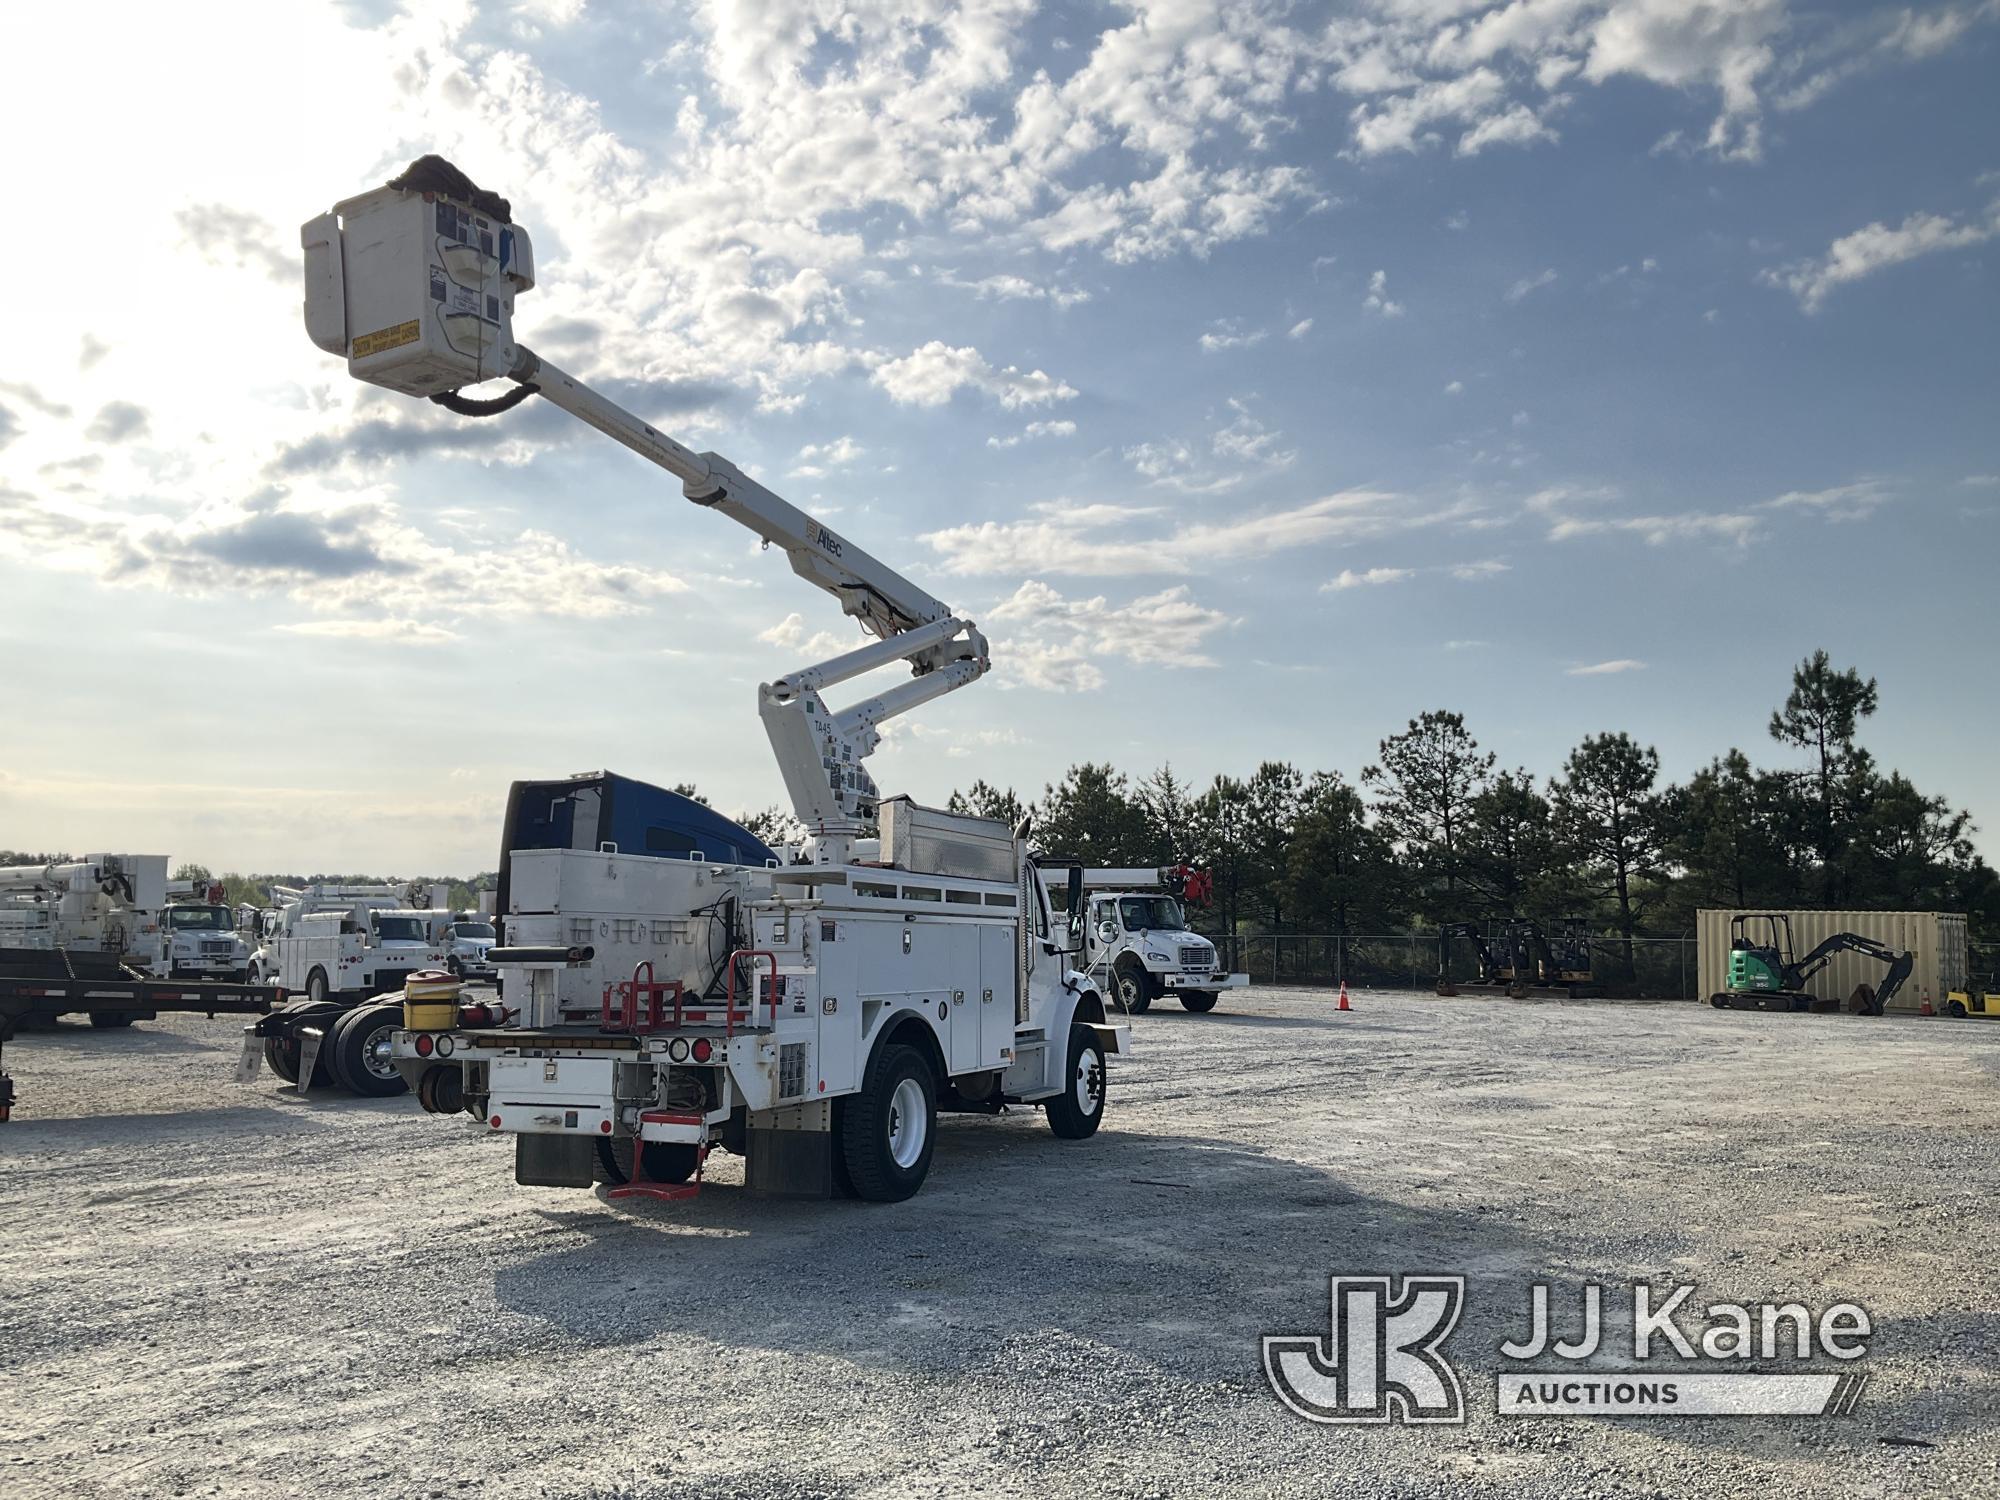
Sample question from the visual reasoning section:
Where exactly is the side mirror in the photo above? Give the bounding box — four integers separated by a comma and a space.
1064, 865, 1086, 953
1097, 921, 1118, 944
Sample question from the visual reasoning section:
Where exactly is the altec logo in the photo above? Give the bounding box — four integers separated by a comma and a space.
1263, 1276, 1467, 1425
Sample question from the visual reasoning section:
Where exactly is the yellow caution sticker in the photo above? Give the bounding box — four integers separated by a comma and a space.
352, 320, 421, 359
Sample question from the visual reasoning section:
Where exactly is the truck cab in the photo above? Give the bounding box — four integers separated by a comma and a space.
1079, 891, 1244, 1014
154, 903, 252, 980
441, 914, 497, 981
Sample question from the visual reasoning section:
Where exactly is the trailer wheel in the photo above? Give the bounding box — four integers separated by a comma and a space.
594, 1136, 700, 1187
87, 1012, 135, 1029
1179, 990, 1219, 1013
305, 968, 331, 1004
838, 1043, 936, 1202
262, 1001, 334, 1088
328, 1004, 408, 1097
1114, 964, 1154, 1015
1044, 1023, 1106, 1139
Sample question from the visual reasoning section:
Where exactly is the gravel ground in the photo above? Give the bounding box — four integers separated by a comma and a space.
3, 987, 1997, 1499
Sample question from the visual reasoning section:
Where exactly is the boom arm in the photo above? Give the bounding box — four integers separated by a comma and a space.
301, 163, 990, 858
1786, 933, 1914, 1013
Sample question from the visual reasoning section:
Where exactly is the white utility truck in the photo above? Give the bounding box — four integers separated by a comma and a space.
149, 901, 254, 981
438, 911, 497, 981
1055, 867, 1247, 1014
293, 156, 1127, 1201
246, 884, 448, 1000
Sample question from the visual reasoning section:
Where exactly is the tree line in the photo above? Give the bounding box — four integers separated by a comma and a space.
945, 651, 1998, 949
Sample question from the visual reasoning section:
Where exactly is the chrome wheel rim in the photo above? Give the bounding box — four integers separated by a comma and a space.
887, 1076, 928, 1168
362, 1023, 400, 1081
1075, 1050, 1103, 1116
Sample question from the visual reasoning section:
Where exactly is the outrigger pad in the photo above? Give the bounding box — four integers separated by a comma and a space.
516, 1133, 595, 1188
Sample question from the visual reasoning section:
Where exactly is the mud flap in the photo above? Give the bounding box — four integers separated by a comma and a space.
517, 1133, 595, 1188
297, 1026, 325, 1096
235, 1027, 262, 1083
1084, 1021, 1132, 1056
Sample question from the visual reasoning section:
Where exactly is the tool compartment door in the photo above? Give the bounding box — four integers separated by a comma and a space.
979, 922, 1016, 1067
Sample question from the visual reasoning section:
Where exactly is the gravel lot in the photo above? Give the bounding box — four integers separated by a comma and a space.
3, 987, 1997, 1499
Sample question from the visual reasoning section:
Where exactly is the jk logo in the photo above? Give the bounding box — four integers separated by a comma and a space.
1263, 1276, 1467, 1425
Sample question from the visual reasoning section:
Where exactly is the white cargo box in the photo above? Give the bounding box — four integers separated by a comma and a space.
877, 796, 1016, 881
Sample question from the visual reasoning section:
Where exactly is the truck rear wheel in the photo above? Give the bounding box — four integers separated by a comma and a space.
1179, 990, 1219, 1013
1114, 965, 1154, 1015
305, 968, 331, 1004
595, 1136, 700, 1186
838, 1043, 936, 1202
1045, 1023, 1106, 1139
262, 1001, 334, 1088
87, 1012, 135, 1029
328, 1004, 408, 1097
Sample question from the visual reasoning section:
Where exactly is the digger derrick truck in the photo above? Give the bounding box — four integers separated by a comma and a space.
298, 157, 1128, 1202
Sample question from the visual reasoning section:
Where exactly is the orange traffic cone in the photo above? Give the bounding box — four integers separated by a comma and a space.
1919, 989, 1933, 1016
1337, 981, 1352, 1012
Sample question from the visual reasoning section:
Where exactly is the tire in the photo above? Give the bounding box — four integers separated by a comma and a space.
88, 1012, 135, 1029
447, 956, 464, 980
594, 1136, 700, 1186
1946, 999, 1968, 1018
838, 1043, 936, 1202
1114, 965, 1154, 1016
328, 1004, 409, 1097
1179, 990, 1219, 1014
265, 1034, 301, 1083
1044, 1023, 1106, 1139
305, 967, 331, 1004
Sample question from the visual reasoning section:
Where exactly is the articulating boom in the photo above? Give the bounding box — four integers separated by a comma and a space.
302, 160, 989, 860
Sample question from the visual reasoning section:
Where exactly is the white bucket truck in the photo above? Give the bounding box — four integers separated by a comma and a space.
1057, 867, 1248, 1014
0, 855, 169, 963
295, 156, 1129, 1202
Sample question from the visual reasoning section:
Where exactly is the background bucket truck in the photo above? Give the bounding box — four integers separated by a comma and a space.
287, 156, 1130, 1200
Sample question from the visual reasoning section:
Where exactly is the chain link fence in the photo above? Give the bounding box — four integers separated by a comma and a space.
1210, 933, 1702, 999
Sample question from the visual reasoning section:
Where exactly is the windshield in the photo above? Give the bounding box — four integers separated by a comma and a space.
452, 922, 495, 941
1118, 897, 1186, 932
166, 906, 230, 930
372, 915, 428, 943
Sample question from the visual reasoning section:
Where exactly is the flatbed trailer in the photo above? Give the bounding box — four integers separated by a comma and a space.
0, 946, 281, 1121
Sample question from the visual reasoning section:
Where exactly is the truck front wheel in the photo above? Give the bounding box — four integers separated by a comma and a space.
1114, 965, 1154, 1015
1179, 990, 1219, 1013
839, 1043, 936, 1202
1045, 1024, 1106, 1139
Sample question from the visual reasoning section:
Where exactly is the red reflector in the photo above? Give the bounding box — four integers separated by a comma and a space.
690, 1038, 713, 1063
489, 1114, 501, 1129
415, 1033, 434, 1057
599, 1119, 611, 1133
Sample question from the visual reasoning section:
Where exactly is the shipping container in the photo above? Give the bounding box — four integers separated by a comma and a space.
1697, 909, 1968, 1014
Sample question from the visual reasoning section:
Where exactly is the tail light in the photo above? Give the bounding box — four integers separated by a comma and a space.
690, 1038, 713, 1063
415, 1033, 435, 1057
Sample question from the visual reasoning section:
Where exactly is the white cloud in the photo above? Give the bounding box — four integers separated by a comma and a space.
1326, 566, 1417, 591
1567, 658, 1647, 675
1546, 510, 1759, 546
1506, 268, 1559, 302
871, 342, 1079, 409
1364, 269, 1406, 317
275, 617, 460, 644
791, 435, 865, 477
1445, 379, 1465, 394
1198, 322, 1269, 353
1762, 206, 2000, 312
987, 419, 1079, 449
925, 488, 1473, 577
1761, 480, 1897, 520
987, 579, 1236, 690
1288, 318, 1315, 340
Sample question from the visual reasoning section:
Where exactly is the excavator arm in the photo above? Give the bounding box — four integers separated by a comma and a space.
1786, 933, 1914, 1015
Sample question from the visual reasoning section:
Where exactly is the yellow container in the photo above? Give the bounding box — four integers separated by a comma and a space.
401, 969, 463, 1031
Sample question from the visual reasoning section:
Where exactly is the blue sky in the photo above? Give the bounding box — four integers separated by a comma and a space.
1, 0, 1995, 874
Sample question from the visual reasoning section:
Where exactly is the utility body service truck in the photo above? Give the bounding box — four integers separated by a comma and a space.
1056, 867, 1246, 1014
293, 157, 1128, 1201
